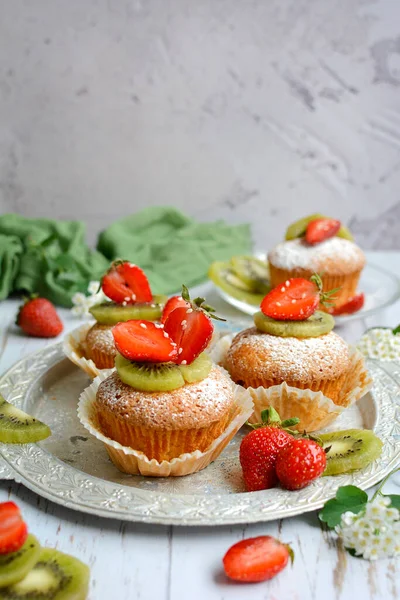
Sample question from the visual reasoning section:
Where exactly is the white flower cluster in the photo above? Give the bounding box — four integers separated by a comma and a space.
336, 496, 400, 560
71, 281, 107, 318
357, 328, 400, 362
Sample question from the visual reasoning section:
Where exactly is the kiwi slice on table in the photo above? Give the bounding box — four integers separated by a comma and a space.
230, 256, 271, 294
115, 352, 212, 392
0, 395, 51, 444
0, 535, 41, 589
89, 294, 167, 325
285, 214, 354, 242
253, 310, 334, 338
208, 261, 266, 306
319, 429, 383, 476
0, 547, 90, 599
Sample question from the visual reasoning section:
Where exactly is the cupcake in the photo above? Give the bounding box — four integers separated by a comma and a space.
222, 277, 371, 432
78, 290, 253, 475
95, 366, 234, 462
268, 216, 366, 313
64, 260, 167, 375
81, 324, 117, 370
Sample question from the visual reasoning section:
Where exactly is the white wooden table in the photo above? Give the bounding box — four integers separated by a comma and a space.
1, 250, 400, 600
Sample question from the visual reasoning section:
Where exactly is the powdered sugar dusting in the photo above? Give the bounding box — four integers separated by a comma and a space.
227, 328, 350, 383
96, 367, 234, 429
268, 238, 365, 274
85, 324, 116, 355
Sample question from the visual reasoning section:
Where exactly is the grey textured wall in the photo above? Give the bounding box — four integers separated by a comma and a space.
0, 0, 399, 249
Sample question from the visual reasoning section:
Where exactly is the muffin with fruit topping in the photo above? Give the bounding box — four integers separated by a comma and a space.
64, 261, 167, 374
223, 277, 371, 431
268, 215, 366, 314
78, 289, 253, 475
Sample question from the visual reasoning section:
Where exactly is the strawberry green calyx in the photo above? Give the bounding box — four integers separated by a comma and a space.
285, 544, 295, 565
310, 273, 341, 309
181, 284, 226, 322
247, 407, 300, 432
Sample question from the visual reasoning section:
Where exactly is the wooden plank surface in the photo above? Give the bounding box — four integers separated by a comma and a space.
1, 251, 399, 600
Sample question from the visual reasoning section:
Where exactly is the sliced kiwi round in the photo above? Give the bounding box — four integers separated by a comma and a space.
115, 353, 185, 392
253, 310, 334, 338
177, 352, 212, 384
89, 294, 167, 325
319, 429, 383, 476
285, 213, 325, 241
230, 256, 270, 294
0, 394, 51, 444
0, 547, 90, 599
0, 535, 41, 589
285, 214, 354, 242
208, 261, 265, 306
115, 352, 212, 392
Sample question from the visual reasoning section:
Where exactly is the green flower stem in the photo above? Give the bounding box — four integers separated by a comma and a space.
372, 467, 400, 500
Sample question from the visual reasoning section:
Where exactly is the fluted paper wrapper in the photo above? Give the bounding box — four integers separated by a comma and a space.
212, 336, 372, 432
209, 333, 235, 367
63, 323, 115, 379
78, 370, 254, 477
247, 384, 344, 431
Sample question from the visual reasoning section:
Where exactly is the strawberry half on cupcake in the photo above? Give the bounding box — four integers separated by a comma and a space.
218, 276, 371, 432
64, 260, 167, 377
268, 215, 366, 315
78, 287, 253, 476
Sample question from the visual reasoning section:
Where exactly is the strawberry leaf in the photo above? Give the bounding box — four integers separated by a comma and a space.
280, 418, 300, 428
181, 284, 191, 303
180, 286, 226, 321
392, 324, 400, 335
261, 407, 280, 424
384, 494, 400, 510
285, 544, 295, 565
319, 486, 368, 529
193, 297, 206, 307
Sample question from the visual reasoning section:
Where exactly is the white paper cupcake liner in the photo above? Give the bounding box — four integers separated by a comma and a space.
77, 370, 254, 477
341, 346, 373, 406
211, 335, 372, 432
63, 323, 115, 379
209, 333, 235, 367
247, 383, 344, 431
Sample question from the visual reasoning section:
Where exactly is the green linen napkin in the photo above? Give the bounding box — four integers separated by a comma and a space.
97, 207, 252, 294
0, 214, 109, 306
0, 208, 251, 306
0, 233, 23, 300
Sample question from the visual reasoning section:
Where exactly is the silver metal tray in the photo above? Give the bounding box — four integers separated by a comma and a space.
1, 343, 400, 525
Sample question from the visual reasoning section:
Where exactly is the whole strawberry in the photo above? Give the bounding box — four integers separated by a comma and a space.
276, 438, 327, 490
17, 297, 63, 338
240, 408, 298, 492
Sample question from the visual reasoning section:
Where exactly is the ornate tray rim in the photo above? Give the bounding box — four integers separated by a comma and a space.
1, 343, 400, 526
